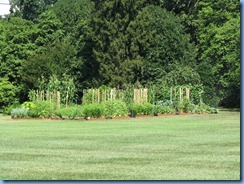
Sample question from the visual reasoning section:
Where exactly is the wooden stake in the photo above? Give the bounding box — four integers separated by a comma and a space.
179, 87, 182, 103
97, 89, 99, 103
170, 87, 172, 104
57, 91, 60, 109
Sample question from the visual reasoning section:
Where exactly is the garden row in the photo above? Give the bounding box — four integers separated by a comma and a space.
9, 99, 218, 120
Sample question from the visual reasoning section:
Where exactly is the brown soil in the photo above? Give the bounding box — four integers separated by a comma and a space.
11, 113, 195, 121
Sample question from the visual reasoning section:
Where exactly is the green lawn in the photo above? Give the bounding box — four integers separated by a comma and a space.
0, 110, 240, 180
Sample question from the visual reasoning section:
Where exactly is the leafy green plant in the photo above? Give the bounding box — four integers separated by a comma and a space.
190, 103, 213, 114
182, 97, 191, 113
128, 103, 139, 117
0, 78, 19, 109
104, 100, 128, 118
141, 103, 153, 115
3, 103, 20, 115
156, 106, 172, 114
82, 89, 93, 105
83, 104, 105, 118
55, 106, 83, 119
29, 101, 56, 118
172, 101, 183, 114
128, 103, 154, 116
151, 105, 159, 116
21, 102, 36, 110
11, 108, 29, 118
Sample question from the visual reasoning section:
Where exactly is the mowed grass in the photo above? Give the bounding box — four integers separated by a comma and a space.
0, 110, 240, 180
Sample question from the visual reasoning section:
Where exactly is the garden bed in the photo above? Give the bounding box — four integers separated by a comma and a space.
11, 113, 177, 121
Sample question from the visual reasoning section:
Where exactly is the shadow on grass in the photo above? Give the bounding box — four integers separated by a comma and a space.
218, 108, 240, 112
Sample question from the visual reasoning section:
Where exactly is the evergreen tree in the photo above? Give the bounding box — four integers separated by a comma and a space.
9, 0, 58, 21
127, 5, 196, 85
90, 0, 163, 87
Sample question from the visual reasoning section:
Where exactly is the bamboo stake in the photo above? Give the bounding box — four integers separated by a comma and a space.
170, 87, 172, 104
179, 87, 182, 103
97, 89, 99, 103
57, 91, 60, 109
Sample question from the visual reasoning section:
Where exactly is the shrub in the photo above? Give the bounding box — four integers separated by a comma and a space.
3, 103, 20, 115
128, 103, 138, 117
29, 101, 56, 118
156, 106, 172, 114
182, 97, 191, 113
128, 103, 154, 116
0, 78, 19, 109
190, 103, 213, 114
55, 106, 84, 119
141, 103, 153, 115
104, 100, 128, 118
152, 105, 159, 116
83, 104, 105, 118
21, 102, 36, 110
11, 108, 28, 118
172, 100, 183, 114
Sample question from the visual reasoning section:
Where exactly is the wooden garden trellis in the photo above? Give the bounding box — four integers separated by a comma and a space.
31, 90, 62, 108
133, 88, 148, 104
82, 88, 148, 104
170, 87, 190, 103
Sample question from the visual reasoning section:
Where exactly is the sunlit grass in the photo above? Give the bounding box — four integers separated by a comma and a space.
0, 110, 240, 180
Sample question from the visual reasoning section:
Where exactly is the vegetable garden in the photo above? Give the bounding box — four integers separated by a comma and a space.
7, 85, 218, 120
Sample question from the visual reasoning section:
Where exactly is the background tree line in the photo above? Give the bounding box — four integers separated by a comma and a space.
0, 0, 240, 109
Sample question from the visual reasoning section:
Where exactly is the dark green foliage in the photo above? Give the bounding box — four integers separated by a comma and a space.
0, 0, 240, 108
195, 0, 240, 108
10, 0, 58, 21
165, 66, 201, 86
3, 103, 20, 115
90, 0, 140, 86
128, 5, 196, 85
21, 41, 77, 89
52, 0, 94, 44
0, 17, 38, 84
0, 78, 19, 109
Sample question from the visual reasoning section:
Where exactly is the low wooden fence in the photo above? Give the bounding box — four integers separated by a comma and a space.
30, 87, 191, 107
30, 90, 62, 108
82, 88, 148, 104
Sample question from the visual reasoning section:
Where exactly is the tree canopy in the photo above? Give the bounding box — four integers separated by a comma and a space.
0, 0, 240, 108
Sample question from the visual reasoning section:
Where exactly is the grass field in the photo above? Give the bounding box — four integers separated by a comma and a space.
0, 109, 240, 180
